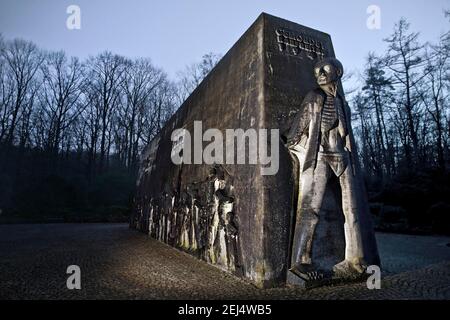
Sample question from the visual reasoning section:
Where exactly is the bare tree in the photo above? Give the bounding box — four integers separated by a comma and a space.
352, 92, 372, 173
0, 37, 16, 143
0, 39, 43, 146
414, 37, 450, 169
116, 58, 166, 169
85, 52, 126, 172
81, 85, 101, 178
361, 53, 395, 177
383, 18, 426, 166
175, 52, 221, 105
38, 51, 85, 156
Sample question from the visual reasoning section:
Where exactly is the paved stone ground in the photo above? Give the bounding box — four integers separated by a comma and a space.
0, 223, 449, 300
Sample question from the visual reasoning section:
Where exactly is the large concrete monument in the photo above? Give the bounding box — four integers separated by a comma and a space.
131, 13, 380, 288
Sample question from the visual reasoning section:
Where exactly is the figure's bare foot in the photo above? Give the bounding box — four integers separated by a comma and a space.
289, 263, 325, 281
333, 259, 367, 279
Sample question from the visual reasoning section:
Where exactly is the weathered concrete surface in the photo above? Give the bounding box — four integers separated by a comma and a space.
132, 13, 379, 288
132, 12, 267, 285
0, 224, 449, 300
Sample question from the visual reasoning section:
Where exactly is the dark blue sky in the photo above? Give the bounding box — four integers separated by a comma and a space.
1, 0, 449, 88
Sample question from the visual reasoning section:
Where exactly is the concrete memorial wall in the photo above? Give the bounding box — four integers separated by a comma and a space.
131, 13, 379, 288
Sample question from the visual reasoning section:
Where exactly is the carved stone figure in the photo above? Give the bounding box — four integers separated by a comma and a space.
286, 57, 371, 282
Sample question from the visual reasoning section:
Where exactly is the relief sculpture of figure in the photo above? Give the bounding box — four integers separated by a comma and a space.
285, 57, 371, 282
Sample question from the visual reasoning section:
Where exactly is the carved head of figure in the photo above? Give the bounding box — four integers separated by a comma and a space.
314, 57, 343, 86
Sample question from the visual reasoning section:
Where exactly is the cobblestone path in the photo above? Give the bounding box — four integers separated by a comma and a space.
1, 223, 449, 299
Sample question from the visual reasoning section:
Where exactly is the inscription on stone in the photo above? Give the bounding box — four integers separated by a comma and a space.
276, 28, 326, 57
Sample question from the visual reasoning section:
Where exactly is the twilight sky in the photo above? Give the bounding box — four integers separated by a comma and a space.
0, 0, 449, 89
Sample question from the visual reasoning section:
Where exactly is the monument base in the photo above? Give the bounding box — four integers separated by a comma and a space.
286, 269, 370, 289
286, 270, 333, 289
